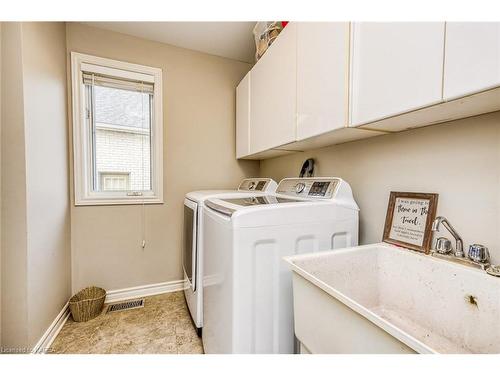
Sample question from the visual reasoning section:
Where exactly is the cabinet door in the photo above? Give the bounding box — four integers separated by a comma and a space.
444, 22, 500, 100
250, 23, 297, 154
297, 22, 350, 140
350, 22, 445, 126
236, 72, 251, 158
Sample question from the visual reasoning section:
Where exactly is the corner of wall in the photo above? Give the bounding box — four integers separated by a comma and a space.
21, 22, 71, 348
0, 20, 3, 347
0, 21, 71, 351
0, 21, 29, 350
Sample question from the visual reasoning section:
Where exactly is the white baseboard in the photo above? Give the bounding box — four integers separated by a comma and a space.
105, 279, 185, 303
31, 279, 184, 354
31, 302, 70, 354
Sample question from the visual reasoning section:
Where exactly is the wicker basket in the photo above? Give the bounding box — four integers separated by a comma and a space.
69, 286, 106, 322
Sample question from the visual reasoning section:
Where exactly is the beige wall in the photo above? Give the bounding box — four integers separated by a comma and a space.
0, 21, 2, 345
1, 22, 70, 349
22, 23, 71, 347
1, 22, 29, 348
261, 112, 500, 263
66, 23, 259, 292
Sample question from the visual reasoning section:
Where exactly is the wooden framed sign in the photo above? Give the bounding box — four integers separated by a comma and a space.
382, 192, 439, 253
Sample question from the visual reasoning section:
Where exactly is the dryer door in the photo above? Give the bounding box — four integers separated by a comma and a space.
183, 198, 198, 291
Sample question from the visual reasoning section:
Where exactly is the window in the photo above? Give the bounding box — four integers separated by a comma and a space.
71, 53, 163, 205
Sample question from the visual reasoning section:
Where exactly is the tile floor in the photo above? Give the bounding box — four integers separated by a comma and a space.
50, 291, 204, 354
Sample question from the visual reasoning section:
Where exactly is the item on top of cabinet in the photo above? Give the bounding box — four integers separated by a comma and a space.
382, 192, 439, 254
268, 25, 281, 41
253, 21, 284, 61
69, 286, 106, 322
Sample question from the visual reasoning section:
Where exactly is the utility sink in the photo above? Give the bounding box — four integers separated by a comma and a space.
284, 243, 500, 354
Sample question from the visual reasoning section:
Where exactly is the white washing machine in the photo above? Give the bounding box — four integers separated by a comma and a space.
202, 177, 359, 353
183, 178, 277, 336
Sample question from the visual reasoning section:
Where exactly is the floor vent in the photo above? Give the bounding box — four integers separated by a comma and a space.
107, 299, 145, 313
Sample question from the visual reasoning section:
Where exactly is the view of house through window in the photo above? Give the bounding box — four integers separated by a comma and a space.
99, 172, 131, 191
87, 83, 152, 192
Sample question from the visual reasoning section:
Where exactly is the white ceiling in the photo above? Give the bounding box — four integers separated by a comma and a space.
84, 22, 256, 63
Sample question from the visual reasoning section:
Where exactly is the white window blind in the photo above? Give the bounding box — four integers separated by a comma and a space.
82, 72, 154, 94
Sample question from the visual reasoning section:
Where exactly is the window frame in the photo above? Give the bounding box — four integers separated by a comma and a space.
71, 52, 163, 206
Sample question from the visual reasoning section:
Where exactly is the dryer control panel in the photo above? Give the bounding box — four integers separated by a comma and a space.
276, 178, 340, 199
238, 178, 277, 192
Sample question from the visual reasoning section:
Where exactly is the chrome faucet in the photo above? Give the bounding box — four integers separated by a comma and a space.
431, 216, 492, 273
431, 216, 464, 258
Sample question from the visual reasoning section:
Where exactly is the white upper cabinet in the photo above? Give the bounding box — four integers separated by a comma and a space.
350, 22, 445, 126
296, 22, 350, 140
443, 22, 500, 100
237, 21, 500, 160
249, 23, 297, 154
236, 72, 250, 158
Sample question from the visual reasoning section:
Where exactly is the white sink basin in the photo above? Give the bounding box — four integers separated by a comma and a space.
285, 243, 500, 354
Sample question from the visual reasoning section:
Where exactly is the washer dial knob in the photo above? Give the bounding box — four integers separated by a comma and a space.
295, 182, 306, 194
248, 181, 256, 190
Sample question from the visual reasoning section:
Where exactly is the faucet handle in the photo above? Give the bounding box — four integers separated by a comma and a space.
434, 237, 452, 254
468, 244, 490, 264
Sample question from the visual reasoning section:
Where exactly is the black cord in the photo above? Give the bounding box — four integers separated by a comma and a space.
299, 158, 315, 177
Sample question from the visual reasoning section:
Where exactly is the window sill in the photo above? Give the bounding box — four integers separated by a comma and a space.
74, 196, 163, 206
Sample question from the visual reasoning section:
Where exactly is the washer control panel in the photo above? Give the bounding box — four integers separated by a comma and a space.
238, 178, 276, 192
295, 182, 306, 194
276, 178, 340, 199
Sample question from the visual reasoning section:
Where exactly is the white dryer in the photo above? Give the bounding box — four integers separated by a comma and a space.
183, 178, 277, 336
202, 177, 359, 353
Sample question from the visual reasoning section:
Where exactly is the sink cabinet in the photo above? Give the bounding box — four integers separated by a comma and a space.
285, 243, 500, 354
291, 271, 415, 354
